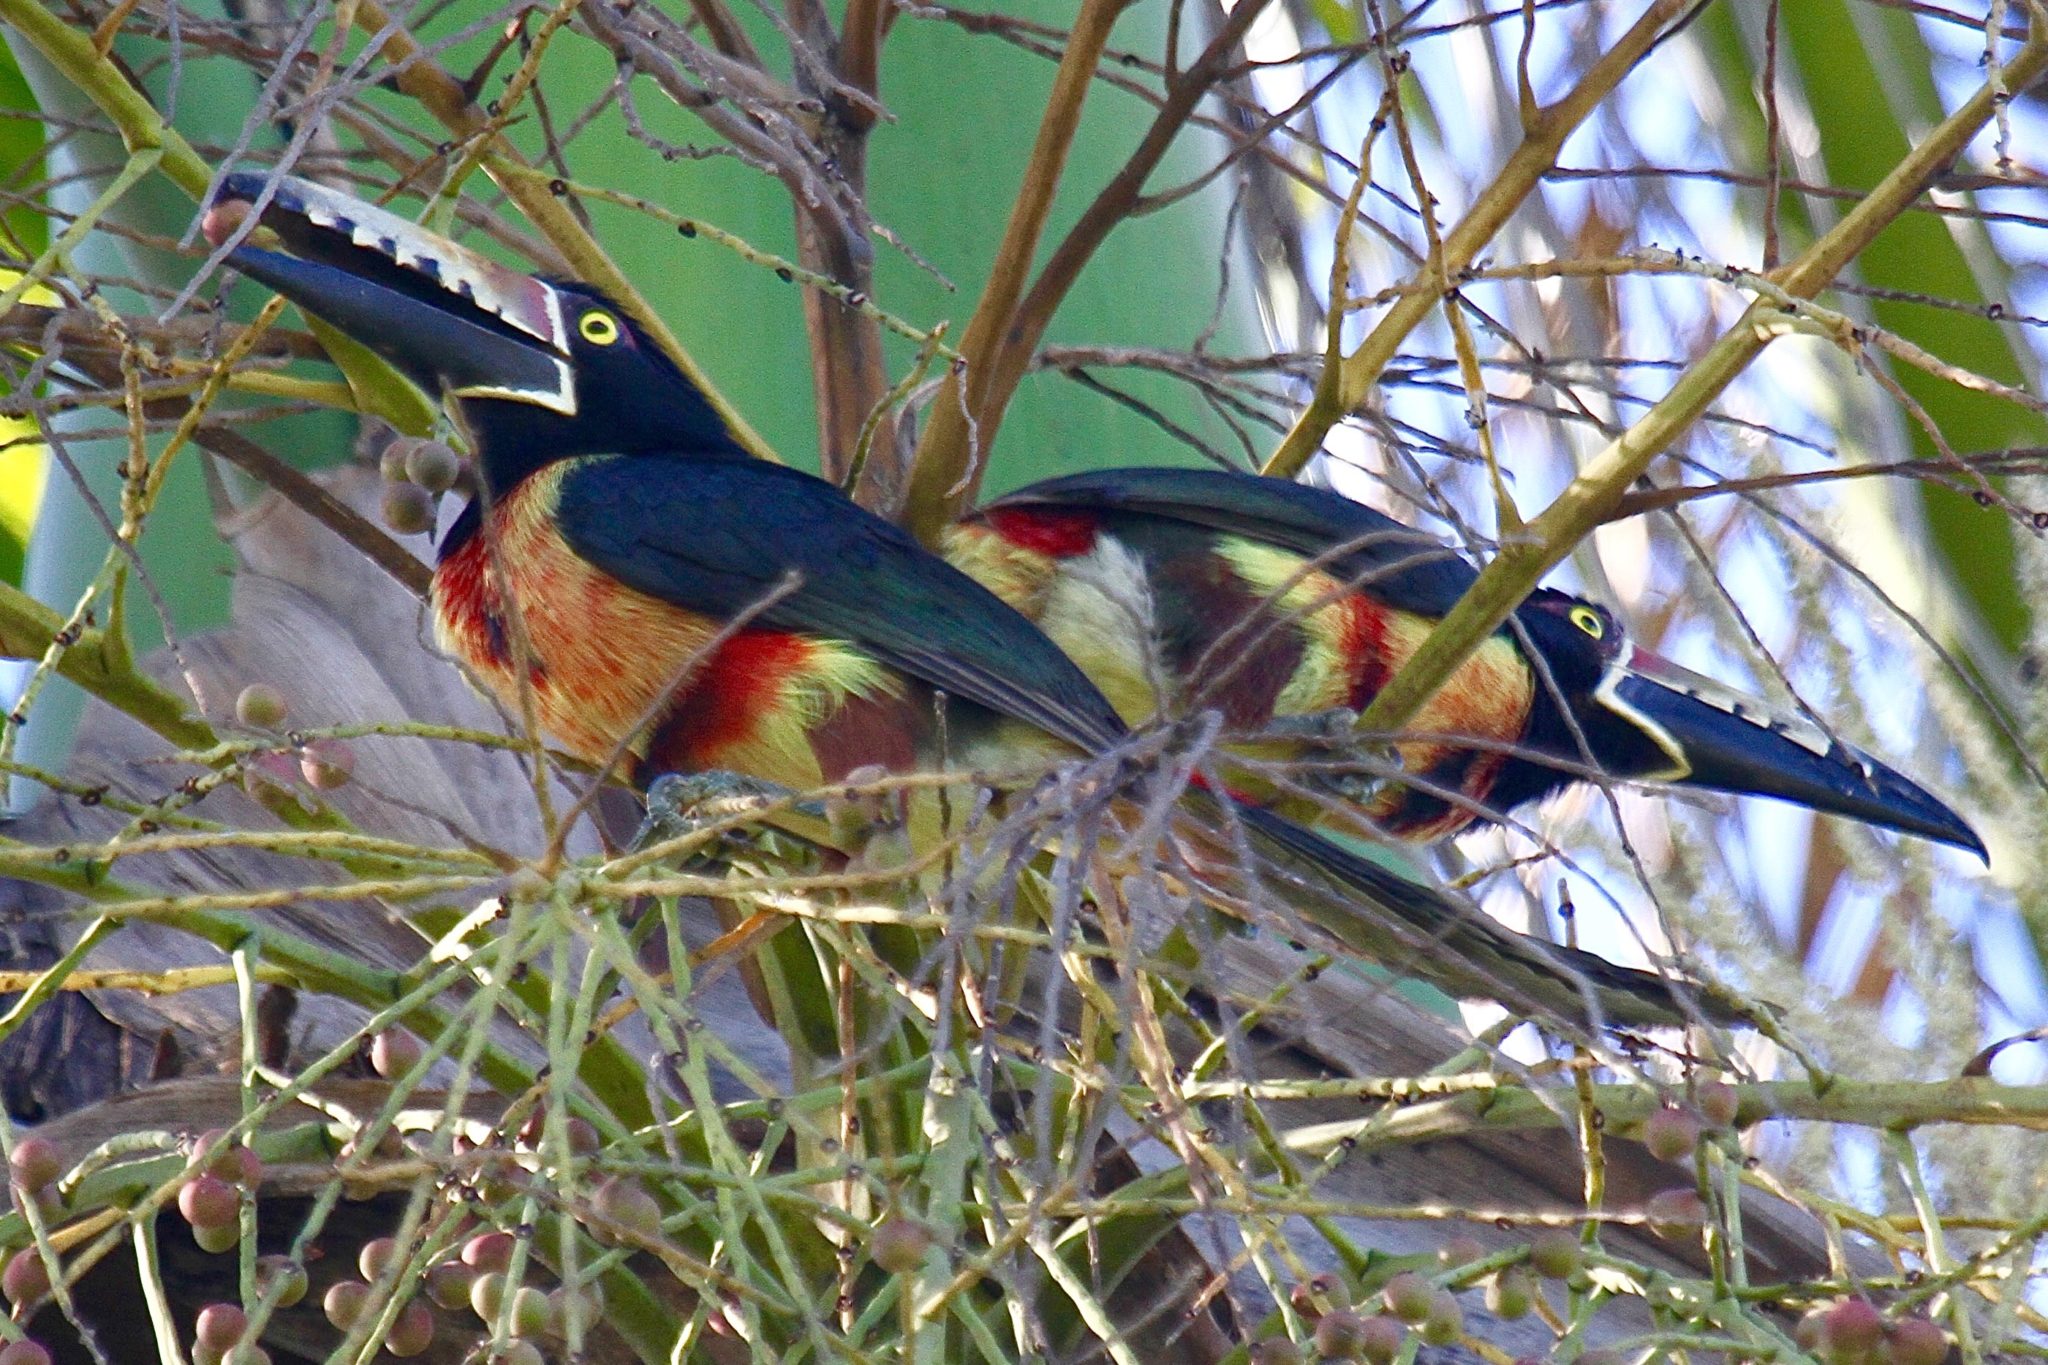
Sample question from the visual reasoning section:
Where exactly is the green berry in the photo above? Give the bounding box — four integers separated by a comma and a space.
1644, 1188, 1708, 1239
1695, 1080, 1740, 1128
592, 1176, 662, 1244
469, 1270, 506, 1322
381, 482, 436, 535
1419, 1288, 1462, 1346
255, 1255, 306, 1308
870, 1217, 932, 1275
378, 437, 420, 483
508, 1286, 551, 1337
1436, 1234, 1485, 1269
546, 1282, 603, 1334
1643, 1105, 1701, 1163
403, 441, 462, 495
1381, 1271, 1432, 1323
425, 1260, 474, 1311
192, 1223, 240, 1254
1358, 1317, 1403, 1365
1485, 1266, 1534, 1320
234, 684, 288, 729
1528, 1228, 1582, 1279
1312, 1309, 1366, 1359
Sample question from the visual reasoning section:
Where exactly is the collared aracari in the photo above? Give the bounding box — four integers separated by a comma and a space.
947, 470, 1983, 858
202, 173, 1753, 1028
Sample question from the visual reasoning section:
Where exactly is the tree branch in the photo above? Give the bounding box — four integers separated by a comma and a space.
900, 0, 1135, 542
1349, 25, 2048, 738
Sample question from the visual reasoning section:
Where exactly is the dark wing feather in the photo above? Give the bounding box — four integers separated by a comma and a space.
555, 455, 1130, 753
987, 468, 1479, 616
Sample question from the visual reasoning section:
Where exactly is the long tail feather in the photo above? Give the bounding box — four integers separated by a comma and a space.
1199, 800, 1752, 1030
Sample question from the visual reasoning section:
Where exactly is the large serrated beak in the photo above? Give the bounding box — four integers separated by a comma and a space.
208, 173, 577, 415
1594, 647, 1985, 858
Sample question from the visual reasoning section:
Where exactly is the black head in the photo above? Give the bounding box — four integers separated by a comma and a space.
204, 173, 746, 495
1490, 589, 1984, 858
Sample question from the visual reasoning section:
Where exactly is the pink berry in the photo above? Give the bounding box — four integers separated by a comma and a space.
1884, 1315, 1948, 1365
0, 1341, 52, 1365
322, 1280, 369, 1330
8, 1139, 60, 1196
1287, 1272, 1337, 1320
299, 739, 354, 791
385, 1300, 434, 1357
461, 1231, 515, 1273
1643, 1105, 1702, 1163
194, 1303, 247, 1352
178, 1174, 239, 1230
201, 199, 254, 249
369, 1030, 422, 1078
1, 1250, 49, 1306
358, 1236, 403, 1283
1823, 1298, 1885, 1356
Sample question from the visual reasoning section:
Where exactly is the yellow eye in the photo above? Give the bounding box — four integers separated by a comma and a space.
1568, 604, 1605, 638
578, 309, 620, 345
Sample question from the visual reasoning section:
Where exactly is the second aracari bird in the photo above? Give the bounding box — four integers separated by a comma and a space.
198, 175, 1906, 1031
945, 470, 1983, 857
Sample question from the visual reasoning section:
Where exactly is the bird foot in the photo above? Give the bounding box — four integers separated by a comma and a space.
1261, 706, 1362, 743
633, 771, 816, 853
1301, 767, 1398, 807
